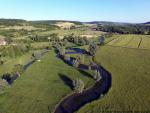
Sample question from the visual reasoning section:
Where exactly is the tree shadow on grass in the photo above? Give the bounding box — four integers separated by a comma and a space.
59, 73, 74, 90
78, 69, 93, 79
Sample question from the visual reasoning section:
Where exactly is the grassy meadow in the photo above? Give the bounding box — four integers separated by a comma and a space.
0, 51, 33, 76
0, 51, 95, 113
77, 35, 150, 113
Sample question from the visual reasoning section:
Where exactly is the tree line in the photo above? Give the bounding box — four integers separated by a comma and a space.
96, 24, 150, 35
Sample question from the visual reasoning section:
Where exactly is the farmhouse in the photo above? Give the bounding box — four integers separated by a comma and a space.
0, 38, 7, 45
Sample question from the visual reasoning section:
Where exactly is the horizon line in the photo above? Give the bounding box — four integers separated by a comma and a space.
0, 18, 149, 24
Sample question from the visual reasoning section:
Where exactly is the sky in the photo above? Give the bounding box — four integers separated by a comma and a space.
0, 0, 150, 23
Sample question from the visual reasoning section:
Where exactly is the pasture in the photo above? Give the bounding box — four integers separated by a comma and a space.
77, 35, 150, 113
0, 51, 94, 113
0, 51, 33, 76
106, 34, 150, 50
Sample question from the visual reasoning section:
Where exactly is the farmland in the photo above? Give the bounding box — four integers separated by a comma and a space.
0, 18, 150, 113
106, 34, 150, 50
77, 35, 150, 113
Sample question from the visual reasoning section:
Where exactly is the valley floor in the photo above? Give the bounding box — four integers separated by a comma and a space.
0, 51, 94, 113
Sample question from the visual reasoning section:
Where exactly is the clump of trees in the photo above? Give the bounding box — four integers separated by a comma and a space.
94, 69, 101, 81
29, 33, 59, 42
73, 59, 79, 68
72, 55, 84, 68
12, 64, 24, 75
99, 36, 105, 45
73, 78, 84, 93
0, 52, 6, 65
88, 42, 97, 56
63, 33, 90, 46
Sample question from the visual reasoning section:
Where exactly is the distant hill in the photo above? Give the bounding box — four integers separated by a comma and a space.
0, 19, 82, 27
0, 18, 149, 26
83, 21, 131, 26
30, 20, 83, 25
143, 22, 150, 25
0, 19, 27, 26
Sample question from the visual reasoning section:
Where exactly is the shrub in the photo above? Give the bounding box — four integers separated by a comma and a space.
12, 64, 24, 75
73, 78, 84, 93
94, 69, 101, 81
88, 42, 97, 56
0, 79, 9, 93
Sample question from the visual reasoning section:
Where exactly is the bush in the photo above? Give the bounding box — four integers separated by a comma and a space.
0, 79, 9, 93
73, 78, 84, 93
12, 64, 24, 75
0, 58, 5, 65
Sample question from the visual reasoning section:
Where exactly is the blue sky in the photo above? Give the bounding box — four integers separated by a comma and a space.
0, 0, 150, 23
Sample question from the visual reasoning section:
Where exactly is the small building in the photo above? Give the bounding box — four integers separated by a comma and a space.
0, 38, 7, 46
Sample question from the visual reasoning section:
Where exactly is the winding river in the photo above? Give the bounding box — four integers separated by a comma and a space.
54, 48, 112, 113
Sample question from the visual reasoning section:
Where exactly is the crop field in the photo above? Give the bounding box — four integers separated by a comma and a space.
112, 36, 133, 46
77, 45, 150, 113
139, 36, 150, 49
0, 51, 94, 113
104, 36, 118, 44
126, 36, 142, 48
106, 34, 150, 49
106, 36, 122, 45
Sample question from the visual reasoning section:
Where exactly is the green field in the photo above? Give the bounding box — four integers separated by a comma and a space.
39, 29, 104, 37
0, 51, 94, 113
140, 36, 150, 49
77, 37, 150, 113
1, 33, 150, 113
106, 34, 150, 49
0, 51, 33, 76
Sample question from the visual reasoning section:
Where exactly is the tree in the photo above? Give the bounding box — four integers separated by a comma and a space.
13, 64, 24, 75
89, 42, 97, 56
64, 54, 70, 61
73, 59, 79, 68
88, 56, 94, 70
0, 53, 5, 65
50, 33, 59, 42
80, 38, 86, 46
74, 37, 79, 45
73, 78, 84, 93
63, 38, 68, 46
59, 47, 66, 56
0, 79, 8, 93
94, 69, 101, 81
99, 36, 105, 45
